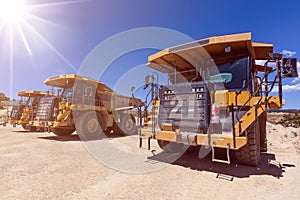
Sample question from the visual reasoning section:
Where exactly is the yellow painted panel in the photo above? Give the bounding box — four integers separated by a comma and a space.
196, 135, 247, 149
209, 32, 251, 44
214, 90, 229, 107
155, 131, 176, 142
234, 105, 265, 136
154, 130, 247, 150
228, 91, 251, 106
161, 123, 173, 131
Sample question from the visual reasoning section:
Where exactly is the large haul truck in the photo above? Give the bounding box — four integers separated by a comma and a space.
30, 74, 140, 138
135, 32, 298, 166
7, 90, 50, 131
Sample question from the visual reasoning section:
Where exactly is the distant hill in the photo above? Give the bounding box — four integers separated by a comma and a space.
268, 108, 300, 113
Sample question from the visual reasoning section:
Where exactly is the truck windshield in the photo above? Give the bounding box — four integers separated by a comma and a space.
205, 57, 249, 90
27, 96, 42, 108
63, 88, 73, 102
26, 97, 34, 107
20, 97, 29, 106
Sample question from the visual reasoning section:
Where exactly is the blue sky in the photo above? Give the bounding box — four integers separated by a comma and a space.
0, 0, 299, 108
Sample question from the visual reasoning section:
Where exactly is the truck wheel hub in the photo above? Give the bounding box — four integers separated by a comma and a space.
87, 119, 99, 133
125, 119, 134, 130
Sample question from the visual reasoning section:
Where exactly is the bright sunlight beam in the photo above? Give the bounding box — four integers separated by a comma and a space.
0, 0, 27, 23
0, 0, 83, 66
0, 0, 85, 98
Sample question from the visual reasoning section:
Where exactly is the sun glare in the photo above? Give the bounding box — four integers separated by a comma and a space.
0, 0, 84, 98
0, 0, 28, 23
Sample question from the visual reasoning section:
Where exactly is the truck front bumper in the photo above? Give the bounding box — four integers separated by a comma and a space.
142, 130, 247, 150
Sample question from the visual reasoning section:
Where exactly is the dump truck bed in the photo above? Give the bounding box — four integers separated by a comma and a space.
17, 90, 49, 97
44, 74, 113, 93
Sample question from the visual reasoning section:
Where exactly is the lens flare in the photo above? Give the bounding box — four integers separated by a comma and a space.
0, 0, 27, 23
0, 0, 85, 97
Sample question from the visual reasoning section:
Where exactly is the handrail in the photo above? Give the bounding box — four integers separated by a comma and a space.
234, 62, 274, 135
135, 73, 159, 131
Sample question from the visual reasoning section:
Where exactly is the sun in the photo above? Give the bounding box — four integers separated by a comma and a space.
0, 0, 84, 98
0, 0, 28, 23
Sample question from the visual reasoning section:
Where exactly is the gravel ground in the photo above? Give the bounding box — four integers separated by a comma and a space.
0, 124, 299, 200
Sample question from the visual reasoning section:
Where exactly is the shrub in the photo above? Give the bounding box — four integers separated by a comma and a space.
277, 113, 300, 128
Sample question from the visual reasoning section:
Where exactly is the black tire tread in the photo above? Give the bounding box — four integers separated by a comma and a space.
235, 121, 261, 166
118, 114, 137, 136
75, 111, 103, 140
52, 127, 74, 136
157, 140, 185, 153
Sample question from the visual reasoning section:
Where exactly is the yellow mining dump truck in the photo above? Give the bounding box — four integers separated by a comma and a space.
31, 74, 140, 138
8, 90, 50, 131
136, 32, 298, 166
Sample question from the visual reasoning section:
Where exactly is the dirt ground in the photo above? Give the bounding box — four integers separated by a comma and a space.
0, 123, 299, 200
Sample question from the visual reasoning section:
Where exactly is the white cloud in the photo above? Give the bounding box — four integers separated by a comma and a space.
281, 49, 296, 57
255, 60, 276, 67
272, 83, 300, 93
283, 84, 300, 92
270, 61, 300, 92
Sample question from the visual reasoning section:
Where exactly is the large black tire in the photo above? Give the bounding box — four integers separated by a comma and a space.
118, 114, 137, 136
157, 140, 186, 153
52, 127, 75, 136
22, 124, 37, 132
30, 126, 37, 132
112, 122, 121, 134
235, 121, 261, 166
103, 127, 112, 135
21, 124, 27, 130
76, 111, 104, 140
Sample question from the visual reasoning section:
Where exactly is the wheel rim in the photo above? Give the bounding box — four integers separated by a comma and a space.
125, 118, 134, 131
87, 118, 99, 133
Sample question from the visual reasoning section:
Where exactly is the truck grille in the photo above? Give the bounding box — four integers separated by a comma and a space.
36, 97, 58, 121
10, 105, 25, 120
159, 82, 211, 133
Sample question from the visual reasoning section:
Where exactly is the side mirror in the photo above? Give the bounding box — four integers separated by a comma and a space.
144, 75, 151, 89
282, 58, 298, 78
131, 87, 135, 93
